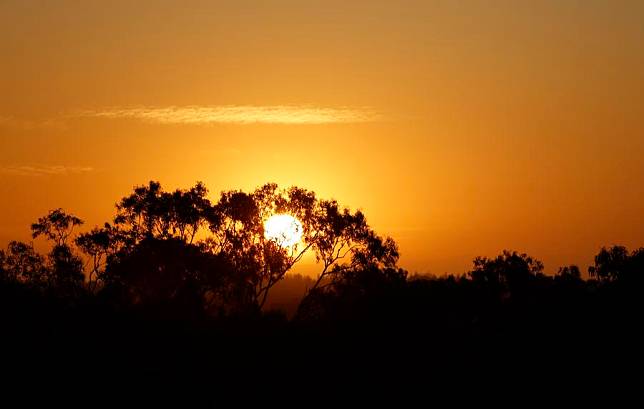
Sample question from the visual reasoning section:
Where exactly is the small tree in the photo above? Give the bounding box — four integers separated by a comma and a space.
75, 223, 125, 291
0, 241, 48, 286
556, 265, 582, 283
114, 180, 165, 241
114, 181, 211, 244
589, 246, 629, 283
469, 250, 544, 296
48, 244, 84, 294
31, 208, 83, 246
589, 246, 644, 285
31, 209, 85, 294
168, 182, 211, 243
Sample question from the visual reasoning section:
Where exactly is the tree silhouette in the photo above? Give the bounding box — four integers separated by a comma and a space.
103, 237, 234, 317
29, 209, 85, 295
307, 199, 371, 289
47, 243, 84, 295
8, 182, 641, 342
30, 181, 401, 312
203, 183, 401, 308
274, 194, 400, 295
468, 250, 545, 296
0, 241, 47, 286
31, 208, 83, 247
169, 182, 211, 243
75, 223, 124, 291
589, 245, 644, 288
206, 184, 317, 308
555, 265, 582, 284
113, 181, 211, 244
296, 264, 408, 322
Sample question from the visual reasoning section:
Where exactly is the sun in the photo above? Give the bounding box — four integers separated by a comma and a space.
264, 214, 303, 247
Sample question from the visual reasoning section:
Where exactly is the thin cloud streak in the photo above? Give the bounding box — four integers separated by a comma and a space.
0, 165, 94, 177
79, 105, 382, 125
0, 115, 67, 131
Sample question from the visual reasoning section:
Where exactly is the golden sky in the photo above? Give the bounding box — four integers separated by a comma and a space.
1, 0, 643, 275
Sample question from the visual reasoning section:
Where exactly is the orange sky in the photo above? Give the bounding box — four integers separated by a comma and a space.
1, 0, 643, 275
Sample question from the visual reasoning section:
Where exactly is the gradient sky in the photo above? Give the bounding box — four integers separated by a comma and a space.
1, 0, 643, 276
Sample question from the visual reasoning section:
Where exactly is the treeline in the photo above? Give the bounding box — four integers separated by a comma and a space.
1, 180, 641, 321
1, 181, 642, 400
1, 181, 399, 318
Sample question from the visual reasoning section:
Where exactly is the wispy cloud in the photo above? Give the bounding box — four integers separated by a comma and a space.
0, 115, 67, 131
0, 165, 94, 177
78, 105, 381, 125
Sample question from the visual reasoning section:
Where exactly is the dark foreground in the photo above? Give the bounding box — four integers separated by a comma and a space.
2, 275, 642, 405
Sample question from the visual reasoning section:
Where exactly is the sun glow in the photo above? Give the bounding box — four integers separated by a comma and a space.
264, 214, 303, 247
